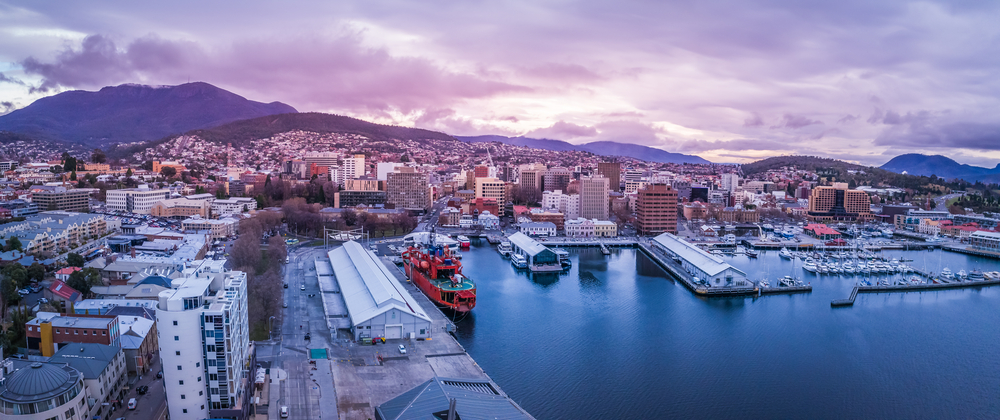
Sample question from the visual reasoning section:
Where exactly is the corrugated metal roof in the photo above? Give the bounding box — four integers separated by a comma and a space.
652, 233, 746, 277
507, 232, 550, 257
376, 377, 535, 420
328, 241, 431, 327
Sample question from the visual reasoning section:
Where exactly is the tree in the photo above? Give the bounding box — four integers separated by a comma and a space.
230, 234, 262, 272
400, 154, 410, 162
160, 166, 177, 178
67, 252, 85, 267
69, 171, 77, 181
91, 148, 107, 163
125, 168, 134, 178
4, 237, 22, 252
267, 236, 287, 265
67, 270, 92, 297
64, 156, 78, 173
2, 263, 27, 289
27, 263, 45, 282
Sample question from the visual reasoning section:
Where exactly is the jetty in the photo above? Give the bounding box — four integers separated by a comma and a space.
831, 279, 1000, 307
637, 239, 757, 296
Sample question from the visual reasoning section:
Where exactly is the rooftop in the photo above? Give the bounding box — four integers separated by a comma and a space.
0, 361, 81, 404
652, 233, 746, 277
328, 241, 431, 326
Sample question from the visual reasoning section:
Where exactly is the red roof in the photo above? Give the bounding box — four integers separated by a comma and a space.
55, 267, 82, 276
49, 280, 81, 301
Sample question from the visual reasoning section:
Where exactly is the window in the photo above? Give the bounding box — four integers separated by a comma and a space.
102, 331, 107, 336
197, 376, 202, 382
183, 409, 188, 413
196, 362, 200, 367
201, 405, 205, 410
83, 330, 88, 335
74, 330, 78, 335
177, 365, 182, 370
179, 380, 184, 385
175, 351, 180, 356
181, 394, 186, 399
65, 407, 75, 417
199, 391, 203, 396
173, 320, 178, 325
174, 336, 179, 341
55, 329, 60, 333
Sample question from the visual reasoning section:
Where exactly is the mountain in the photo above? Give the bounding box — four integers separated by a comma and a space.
457, 135, 709, 164
0, 82, 296, 146
880, 154, 1000, 183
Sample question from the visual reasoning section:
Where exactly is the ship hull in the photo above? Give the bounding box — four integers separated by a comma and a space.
405, 261, 476, 312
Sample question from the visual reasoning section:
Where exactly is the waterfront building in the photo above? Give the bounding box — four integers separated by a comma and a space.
156, 268, 254, 419
507, 232, 559, 270
106, 186, 171, 214
326, 241, 432, 341
528, 209, 565, 232
375, 376, 534, 420
479, 211, 501, 230
0, 359, 88, 419
387, 168, 431, 211
803, 224, 842, 240
439, 207, 461, 227
466, 197, 500, 217
565, 218, 618, 238
969, 231, 1000, 252
579, 175, 609, 220
597, 161, 621, 192
636, 183, 679, 235
682, 201, 708, 221
806, 183, 874, 222
519, 221, 557, 237
211, 197, 257, 218
652, 233, 750, 287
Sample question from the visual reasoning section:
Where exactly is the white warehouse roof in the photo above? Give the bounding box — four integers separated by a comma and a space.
328, 241, 431, 327
652, 233, 746, 277
507, 232, 551, 257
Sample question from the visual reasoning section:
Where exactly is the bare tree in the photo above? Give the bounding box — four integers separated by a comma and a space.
267, 236, 287, 264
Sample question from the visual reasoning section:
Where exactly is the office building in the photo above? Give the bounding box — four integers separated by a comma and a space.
543, 167, 572, 192
106, 186, 171, 214
0, 359, 89, 419
517, 163, 546, 193
597, 162, 621, 192
31, 186, 93, 212
386, 168, 431, 211
157, 268, 253, 419
579, 175, 609, 220
335, 190, 387, 208
807, 183, 874, 222
636, 183, 679, 235
151, 198, 212, 219
342, 154, 366, 180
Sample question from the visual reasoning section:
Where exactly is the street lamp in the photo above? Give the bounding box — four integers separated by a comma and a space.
268, 316, 276, 341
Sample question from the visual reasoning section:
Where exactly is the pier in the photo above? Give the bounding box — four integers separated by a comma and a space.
831, 279, 1000, 307
637, 241, 758, 296
943, 245, 1000, 260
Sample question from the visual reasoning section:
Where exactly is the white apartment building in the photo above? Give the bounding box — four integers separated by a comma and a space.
720, 173, 740, 192
211, 198, 257, 218
157, 267, 252, 419
376, 162, 404, 180
541, 190, 579, 220
106, 186, 171, 214
342, 154, 366, 180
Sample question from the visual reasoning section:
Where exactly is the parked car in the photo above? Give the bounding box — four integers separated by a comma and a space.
398, 345, 407, 354
300, 285, 305, 291
137, 385, 149, 394
280, 406, 289, 418
156, 371, 163, 379
304, 333, 311, 340
128, 398, 137, 410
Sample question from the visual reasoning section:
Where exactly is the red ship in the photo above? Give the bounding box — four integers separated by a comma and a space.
402, 243, 477, 312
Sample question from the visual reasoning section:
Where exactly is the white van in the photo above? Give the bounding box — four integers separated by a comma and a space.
280, 406, 289, 418
128, 398, 137, 410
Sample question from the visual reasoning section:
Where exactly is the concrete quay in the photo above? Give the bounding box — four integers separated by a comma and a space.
831, 279, 1000, 307
324, 257, 532, 420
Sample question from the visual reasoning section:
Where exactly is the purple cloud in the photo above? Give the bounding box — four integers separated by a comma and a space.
771, 113, 822, 129
525, 121, 598, 139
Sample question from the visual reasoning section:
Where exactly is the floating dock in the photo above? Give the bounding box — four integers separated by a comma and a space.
831, 279, 1000, 307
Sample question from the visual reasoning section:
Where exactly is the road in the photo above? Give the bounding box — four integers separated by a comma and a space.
106, 358, 167, 420
935, 192, 964, 211
256, 244, 337, 420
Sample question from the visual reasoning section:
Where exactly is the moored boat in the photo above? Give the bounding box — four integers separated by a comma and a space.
457, 235, 471, 248
402, 242, 477, 312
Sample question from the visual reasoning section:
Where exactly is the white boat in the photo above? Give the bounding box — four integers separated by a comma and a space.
968, 270, 984, 281
457, 235, 471, 248
958, 269, 968, 280
778, 247, 793, 259
941, 268, 954, 279
511, 253, 528, 269
778, 276, 797, 287
802, 258, 818, 273
497, 241, 512, 257
759, 280, 770, 288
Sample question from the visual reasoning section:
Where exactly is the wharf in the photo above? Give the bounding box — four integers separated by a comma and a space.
326, 258, 534, 420
637, 241, 756, 296
540, 239, 638, 247
943, 245, 1000, 260
760, 285, 813, 295
831, 279, 1000, 307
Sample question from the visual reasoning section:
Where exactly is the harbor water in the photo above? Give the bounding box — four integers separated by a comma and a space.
454, 240, 1000, 419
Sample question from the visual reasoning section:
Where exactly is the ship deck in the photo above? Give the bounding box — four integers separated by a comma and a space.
430, 278, 476, 291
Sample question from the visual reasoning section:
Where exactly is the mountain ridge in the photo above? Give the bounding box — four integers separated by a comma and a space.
880, 154, 1000, 183
0, 82, 296, 146
457, 135, 709, 164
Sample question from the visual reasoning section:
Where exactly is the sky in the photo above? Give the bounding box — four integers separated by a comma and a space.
2, 0, 1000, 166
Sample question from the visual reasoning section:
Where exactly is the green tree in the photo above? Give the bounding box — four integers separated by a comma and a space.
67, 252, 85, 267
160, 166, 177, 178
69, 171, 77, 181
125, 168, 133, 178
64, 156, 78, 173
5, 237, 22, 252
27, 263, 45, 282
1, 276, 20, 306
91, 148, 107, 163
67, 270, 91, 296
1, 263, 27, 289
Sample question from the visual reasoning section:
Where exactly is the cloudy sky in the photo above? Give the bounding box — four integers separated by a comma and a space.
2, 0, 1000, 166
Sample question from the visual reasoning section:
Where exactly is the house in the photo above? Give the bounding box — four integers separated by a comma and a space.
519, 222, 556, 237
55, 266, 82, 281
46, 279, 82, 303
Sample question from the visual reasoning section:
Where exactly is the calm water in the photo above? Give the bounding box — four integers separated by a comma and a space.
454, 241, 1000, 419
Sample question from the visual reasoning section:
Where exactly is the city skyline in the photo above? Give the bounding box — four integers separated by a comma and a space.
2, 1, 1000, 167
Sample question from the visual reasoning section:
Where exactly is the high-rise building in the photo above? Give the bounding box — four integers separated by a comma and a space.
518, 163, 546, 193
240, 172, 268, 193
597, 162, 621, 192
386, 168, 431, 211
30, 186, 92, 212
720, 173, 740, 192
376, 162, 404, 180
303, 152, 340, 169
543, 167, 572, 192
579, 176, 610, 220
475, 177, 506, 215
636, 183, 679, 235
807, 183, 873, 222
106, 186, 171, 214
157, 268, 253, 419
342, 154, 366, 180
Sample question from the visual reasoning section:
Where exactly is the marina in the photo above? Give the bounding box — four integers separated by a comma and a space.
453, 243, 1000, 419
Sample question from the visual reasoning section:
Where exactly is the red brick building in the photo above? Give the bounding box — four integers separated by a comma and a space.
26, 314, 120, 356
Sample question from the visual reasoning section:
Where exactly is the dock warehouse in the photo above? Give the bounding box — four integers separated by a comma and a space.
652, 233, 750, 288
507, 232, 560, 270
328, 241, 433, 341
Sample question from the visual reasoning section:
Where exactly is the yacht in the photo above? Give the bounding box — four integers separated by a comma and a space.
957, 269, 968, 280
778, 276, 797, 287
759, 280, 770, 288
941, 267, 954, 279
802, 258, 818, 273
778, 247, 794, 259
497, 241, 512, 257
511, 254, 528, 269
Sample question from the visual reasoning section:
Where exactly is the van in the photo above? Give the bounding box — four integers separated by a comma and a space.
280, 406, 289, 418
128, 398, 137, 410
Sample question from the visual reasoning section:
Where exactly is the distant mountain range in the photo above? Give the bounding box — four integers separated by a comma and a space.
880, 154, 1000, 183
457, 135, 710, 164
0, 82, 296, 146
